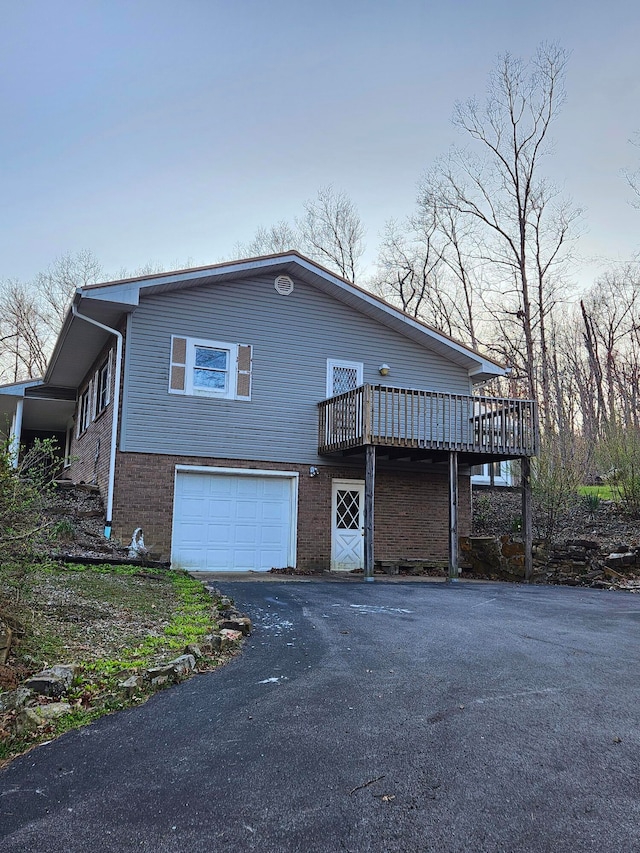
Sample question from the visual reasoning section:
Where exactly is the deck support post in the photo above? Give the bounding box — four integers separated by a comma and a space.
522, 455, 533, 581
448, 451, 459, 582
364, 444, 376, 582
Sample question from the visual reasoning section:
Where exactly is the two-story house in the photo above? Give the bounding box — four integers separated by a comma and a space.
0, 252, 538, 578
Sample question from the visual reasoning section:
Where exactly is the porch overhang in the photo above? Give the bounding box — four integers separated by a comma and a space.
0, 380, 76, 436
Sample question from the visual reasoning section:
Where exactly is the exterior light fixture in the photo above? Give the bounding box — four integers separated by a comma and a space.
378, 364, 390, 376
309, 466, 319, 477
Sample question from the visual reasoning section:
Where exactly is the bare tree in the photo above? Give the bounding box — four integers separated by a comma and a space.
624, 131, 640, 207
0, 280, 50, 382
36, 249, 104, 332
374, 189, 484, 348
233, 221, 299, 259
231, 187, 365, 283
374, 216, 441, 319
296, 186, 365, 282
579, 267, 640, 433
431, 43, 580, 430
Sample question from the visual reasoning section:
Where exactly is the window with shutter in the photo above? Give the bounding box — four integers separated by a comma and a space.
169, 336, 252, 401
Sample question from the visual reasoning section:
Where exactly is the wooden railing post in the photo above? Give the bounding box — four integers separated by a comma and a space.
363, 384, 373, 444
364, 444, 375, 582
448, 451, 459, 582
522, 455, 533, 581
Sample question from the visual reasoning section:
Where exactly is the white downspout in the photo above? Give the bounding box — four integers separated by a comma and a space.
9, 398, 23, 469
71, 304, 123, 539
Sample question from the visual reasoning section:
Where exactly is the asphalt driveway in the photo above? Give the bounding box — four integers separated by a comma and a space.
1, 579, 639, 852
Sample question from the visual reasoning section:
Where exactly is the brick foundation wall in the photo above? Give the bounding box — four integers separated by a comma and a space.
111, 452, 470, 569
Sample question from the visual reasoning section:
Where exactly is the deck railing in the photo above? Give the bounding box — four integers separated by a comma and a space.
318, 384, 539, 457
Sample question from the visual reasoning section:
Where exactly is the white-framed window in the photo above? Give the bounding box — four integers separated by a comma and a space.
326, 359, 363, 398
169, 336, 252, 400
471, 461, 513, 486
77, 382, 94, 437
75, 348, 114, 437
96, 353, 112, 415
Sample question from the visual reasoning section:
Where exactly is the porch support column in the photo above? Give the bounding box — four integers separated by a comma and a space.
9, 398, 23, 469
448, 450, 459, 581
522, 456, 533, 581
364, 444, 376, 583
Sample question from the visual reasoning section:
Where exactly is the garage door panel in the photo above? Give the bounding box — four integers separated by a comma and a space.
262, 502, 287, 522
236, 501, 259, 521
172, 471, 295, 572
207, 498, 233, 518
235, 524, 259, 544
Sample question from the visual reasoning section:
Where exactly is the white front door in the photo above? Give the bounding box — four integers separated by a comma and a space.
331, 479, 365, 571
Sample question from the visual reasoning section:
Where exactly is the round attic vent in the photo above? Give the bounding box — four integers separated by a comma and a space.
274, 275, 294, 295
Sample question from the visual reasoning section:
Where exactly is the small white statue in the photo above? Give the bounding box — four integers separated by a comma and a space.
128, 527, 148, 559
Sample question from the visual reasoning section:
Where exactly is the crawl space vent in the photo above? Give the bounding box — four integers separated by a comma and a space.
274, 275, 294, 295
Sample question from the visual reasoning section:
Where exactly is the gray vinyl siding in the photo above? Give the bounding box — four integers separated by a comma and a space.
119, 273, 473, 464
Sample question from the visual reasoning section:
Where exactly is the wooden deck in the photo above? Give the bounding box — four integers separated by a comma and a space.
318, 384, 538, 459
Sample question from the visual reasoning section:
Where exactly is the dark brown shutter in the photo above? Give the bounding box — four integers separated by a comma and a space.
170, 336, 187, 393
236, 344, 252, 400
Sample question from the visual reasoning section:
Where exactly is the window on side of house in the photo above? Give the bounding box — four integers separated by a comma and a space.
77, 382, 93, 437
471, 461, 512, 486
326, 359, 363, 398
96, 353, 112, 415
169, 336, 252, 401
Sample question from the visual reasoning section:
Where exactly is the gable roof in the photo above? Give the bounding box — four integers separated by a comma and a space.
45, 251, 506, 387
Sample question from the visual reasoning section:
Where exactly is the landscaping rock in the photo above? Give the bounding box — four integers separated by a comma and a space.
24, 664, 78, 698
118, 675, 144, 697
219, 617, 252, 636
219, 628, 243, 647
144, 654, 195, 684
566, 539, 600, 550
15, 702, 71, 735
0, 687, 33, 713
168, 654, 196, 679
0, 620, 12, 665
200, 633, 222, 653
145, 663, 176, 682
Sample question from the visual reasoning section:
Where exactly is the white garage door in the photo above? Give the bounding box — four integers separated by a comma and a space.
172, 469, 297, 572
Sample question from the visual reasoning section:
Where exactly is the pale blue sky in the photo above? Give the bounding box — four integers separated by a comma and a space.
1, 0, 638, 287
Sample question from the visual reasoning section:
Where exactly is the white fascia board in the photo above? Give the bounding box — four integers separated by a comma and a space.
84, 255, 302, 302
78, 283, 141, 305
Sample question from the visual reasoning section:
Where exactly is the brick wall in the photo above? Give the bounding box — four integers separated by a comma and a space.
67, 322, 125, 509
111, 451, 470, 569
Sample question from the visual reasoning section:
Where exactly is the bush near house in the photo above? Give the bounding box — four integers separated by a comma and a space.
0, 437, 62, 557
